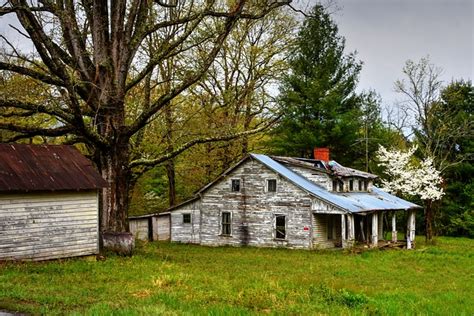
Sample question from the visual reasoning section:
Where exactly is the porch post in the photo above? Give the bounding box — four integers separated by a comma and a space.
341, 214, 347, 248
371, 211, 378, 247
391, 212, 397, 242
407, 210, 416, 249
347, 214, 355, 247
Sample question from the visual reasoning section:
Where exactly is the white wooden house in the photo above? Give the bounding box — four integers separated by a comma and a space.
168, 149, 421, 249
0, 144, 107, 261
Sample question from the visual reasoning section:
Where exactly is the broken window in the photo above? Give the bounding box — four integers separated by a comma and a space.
339, 181, 344, 192
183, 213, 191, 224
358, 180, 363, 191
349, 179, 354, 191
333, 180, 338, 191
221, 212, 232, 235
231, 179, 240, 192
267, 179, 277, 192
275, 215, 286, 239
364, 181, 368, 191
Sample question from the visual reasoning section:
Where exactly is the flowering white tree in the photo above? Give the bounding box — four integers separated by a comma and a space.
377, 145, 444, 241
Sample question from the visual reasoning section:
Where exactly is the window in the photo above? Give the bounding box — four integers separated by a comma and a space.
333, 180, 338, 191
349, 179, 354, 191
333, 180, 343, 192
183, 213, 191, 224
364, 181, 368, 191
275, 215, 286, 239
231, 179, 240, 192
358, 180, 363, 191
267, 179, 277, 192
339, 181, 344, 192
221, 212, 232, 235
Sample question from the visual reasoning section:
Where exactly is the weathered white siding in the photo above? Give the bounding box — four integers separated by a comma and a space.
286, 165, 331, 190
312, 214, 342, 248
129, 218, 149, 241
171, 200, 201, 244
0, 191, 99, 261
155, 214, 170, 241
198, 160, 313, 249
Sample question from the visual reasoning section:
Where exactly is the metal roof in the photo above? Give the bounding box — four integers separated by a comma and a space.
251, 154, 421, 213
0, 144, 107, 192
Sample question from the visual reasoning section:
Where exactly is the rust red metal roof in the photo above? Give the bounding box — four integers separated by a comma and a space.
0, 144, 107, 192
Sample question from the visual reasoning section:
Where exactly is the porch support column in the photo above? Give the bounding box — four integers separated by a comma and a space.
341, 214, 347, 248
407, 210, 416, 249
347, 214, 355, 247
371, 211, 378, 247
391, 212, 397, 242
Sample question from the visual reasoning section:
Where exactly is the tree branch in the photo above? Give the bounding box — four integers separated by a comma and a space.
129, 116, 279, 168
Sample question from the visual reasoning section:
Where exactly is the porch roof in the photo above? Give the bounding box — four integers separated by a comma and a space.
251, 154, 421, 214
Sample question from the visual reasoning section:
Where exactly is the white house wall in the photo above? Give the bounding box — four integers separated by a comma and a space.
0, 191, 99, 261
198, 159, 313, 249
170, 200, 201, 244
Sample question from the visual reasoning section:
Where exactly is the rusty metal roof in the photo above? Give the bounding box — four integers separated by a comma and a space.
0, 144, 107, 192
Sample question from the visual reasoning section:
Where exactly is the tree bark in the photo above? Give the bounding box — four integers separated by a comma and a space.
425, 199, 434, 243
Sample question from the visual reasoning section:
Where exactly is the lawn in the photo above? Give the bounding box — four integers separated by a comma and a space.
1, 237, 473, 315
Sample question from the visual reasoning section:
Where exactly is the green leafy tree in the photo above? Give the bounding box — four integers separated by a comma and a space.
269, 4, 362, 164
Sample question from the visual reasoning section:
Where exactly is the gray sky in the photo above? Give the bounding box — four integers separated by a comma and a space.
330, 0, 473, 107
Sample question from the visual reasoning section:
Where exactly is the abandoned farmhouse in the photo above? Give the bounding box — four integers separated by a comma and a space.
131, 148, 421, 249
0, 144, 107, 261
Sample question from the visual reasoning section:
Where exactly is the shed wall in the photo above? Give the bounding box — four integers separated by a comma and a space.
0, 191, 99, 261
129, 218, 149, 241
155, 214, 170, 241
199, 159, 313, 249
170, 201, 201, 244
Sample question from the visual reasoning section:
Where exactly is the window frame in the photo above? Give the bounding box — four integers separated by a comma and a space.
220, 211, 232, 236
230, 179, 241, 192
182, 213, 191, 224
266, 178, 277, 193
274, 214, 287, 240
349, 179, 354, 191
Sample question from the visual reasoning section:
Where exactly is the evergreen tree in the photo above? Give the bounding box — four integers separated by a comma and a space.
269, 4, 363, 165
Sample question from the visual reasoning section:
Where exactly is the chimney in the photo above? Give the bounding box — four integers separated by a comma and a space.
314, 147, 330, 162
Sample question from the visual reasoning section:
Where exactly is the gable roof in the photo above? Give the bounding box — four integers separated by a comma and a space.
0, 144, 107, 192
251, 154, 421, 213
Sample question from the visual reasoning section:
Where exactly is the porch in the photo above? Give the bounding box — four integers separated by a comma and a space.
312, 209, 417, 249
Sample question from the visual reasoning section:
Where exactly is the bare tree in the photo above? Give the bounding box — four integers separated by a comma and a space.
0, 0, 291, 234
394, 56, 473, 241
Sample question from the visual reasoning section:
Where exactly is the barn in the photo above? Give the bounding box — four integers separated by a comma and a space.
0, 144, 107, 261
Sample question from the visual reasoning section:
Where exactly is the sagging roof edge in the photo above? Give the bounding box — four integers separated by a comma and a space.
251, 154, 422, 213
128, 211, 171, 220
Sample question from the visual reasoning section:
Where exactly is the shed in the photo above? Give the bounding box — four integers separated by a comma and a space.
0, 144, 107, 261
129, 212, 171, 241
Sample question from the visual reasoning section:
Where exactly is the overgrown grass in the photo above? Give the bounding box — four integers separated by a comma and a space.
1, 237, 473, 315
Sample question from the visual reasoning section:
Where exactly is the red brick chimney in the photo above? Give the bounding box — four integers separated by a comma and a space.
314, 147, 330, 162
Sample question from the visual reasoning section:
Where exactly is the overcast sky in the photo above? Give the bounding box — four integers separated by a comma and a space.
329, 0, 473, 107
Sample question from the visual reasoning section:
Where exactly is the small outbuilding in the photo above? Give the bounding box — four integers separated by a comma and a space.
0, 144, 107, 261
129, 212, 171, 241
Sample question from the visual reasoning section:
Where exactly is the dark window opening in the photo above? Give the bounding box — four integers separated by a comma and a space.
267, 179, 277, 192
358, 180, 363, 191
333, 180, 338, 191
231, 179, 240, 192
327, 216, 334, 239
339, 181, 344, 192
221, 212, 231, 235
364, 181, 368, 191
349, 179, 354, 191
275, 215, 286, 239
183, 213, 191, 224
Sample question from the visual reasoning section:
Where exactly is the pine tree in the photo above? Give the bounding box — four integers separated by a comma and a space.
270, 4, 362, 164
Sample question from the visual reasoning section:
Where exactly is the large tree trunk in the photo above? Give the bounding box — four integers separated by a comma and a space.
424, 199, 434, 243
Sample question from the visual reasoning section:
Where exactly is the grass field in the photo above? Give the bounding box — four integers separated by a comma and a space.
1, 237, 473, 315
